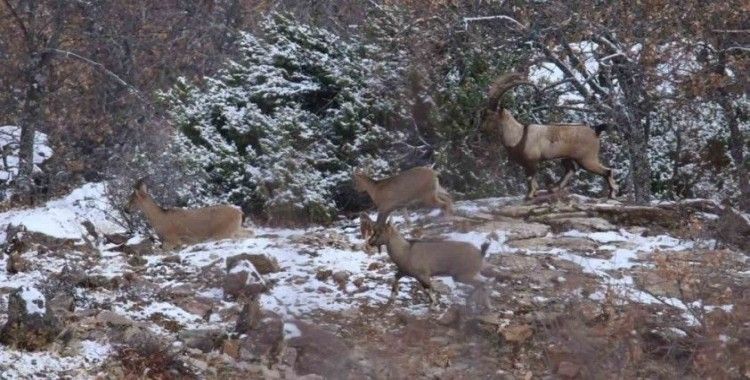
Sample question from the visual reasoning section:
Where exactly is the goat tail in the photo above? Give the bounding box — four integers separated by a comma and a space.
593, 123, 610, 137
480, 242, 490, 258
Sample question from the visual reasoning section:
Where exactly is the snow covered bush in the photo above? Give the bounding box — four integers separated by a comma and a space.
164, 14, 400, 224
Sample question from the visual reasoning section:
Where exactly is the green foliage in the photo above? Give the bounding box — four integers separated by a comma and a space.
163, 13, 401, 224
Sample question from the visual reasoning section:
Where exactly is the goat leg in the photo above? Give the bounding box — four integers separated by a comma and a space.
382, 271, 403, 309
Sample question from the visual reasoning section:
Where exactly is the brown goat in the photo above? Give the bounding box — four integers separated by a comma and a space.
368, 222, 489, 307
358, 212, 379, 254
126, 180, 250, 250
353, 166, 453, 225
484, 72, 618, 199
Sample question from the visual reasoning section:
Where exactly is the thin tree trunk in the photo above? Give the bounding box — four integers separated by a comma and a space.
15, 56, 46, 200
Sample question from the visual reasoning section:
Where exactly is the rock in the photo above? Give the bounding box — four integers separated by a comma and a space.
222, 339, 241, 359
127, 255, 148, 267
175, 297, 214, 321
226, 253, 280, 275
508, 236, 598, 253
48, 291, 75, 319
331, 271, 349, 289
6, 252, 29, 274
178, 328, 226, 353
97, 310, 137, 328
315, 268, 333, 281
436, 306, 461, 327
77, 274, 117, 290
0, 286, 62, 350
120, 239, 154, 256
104, 233, 130, 245
475, 219, 551, 241
235, 299, 262, 334
367, 262, 383, 271
223, 271, 266, 301
162, 255, 181, 264
239, 312, 284, 362
535, 216, 615, 233
715, 204, 750, 252
556, 361, 580, 378
500, 324, 533, 343
81, 220, 99, 240
287, 322, 358, 378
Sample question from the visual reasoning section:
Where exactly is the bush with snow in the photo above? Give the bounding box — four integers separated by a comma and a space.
164, 14, 401, 224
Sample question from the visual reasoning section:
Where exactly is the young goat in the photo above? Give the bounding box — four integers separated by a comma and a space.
353, 166, 453, 225
126, 179, 250, 250
484, 72, 618, 199
359, 212, 379, 254
368, 222, 489, 308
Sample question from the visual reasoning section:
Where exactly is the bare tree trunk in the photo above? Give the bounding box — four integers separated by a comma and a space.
714, 52, 749, 211
15, 54, 48, 200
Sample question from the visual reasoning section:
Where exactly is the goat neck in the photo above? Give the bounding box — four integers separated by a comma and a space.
383, 228, 412, 267
137, 195, 169, 229
499, 109, 525, 148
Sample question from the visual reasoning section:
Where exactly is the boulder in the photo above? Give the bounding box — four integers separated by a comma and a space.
178, 328, 226, 353
223, 259, 267, 301
238, 312, 284, 362
0, 286, 62, 350
227, 253, 280, 275
235, 299, 262, 334
6, 252, 30, 274
287, 321, 359, 378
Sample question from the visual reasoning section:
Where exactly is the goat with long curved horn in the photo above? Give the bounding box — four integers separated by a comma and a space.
483, 72, 618, 199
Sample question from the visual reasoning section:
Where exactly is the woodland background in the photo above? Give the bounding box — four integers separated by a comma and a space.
1, 0, 747, 224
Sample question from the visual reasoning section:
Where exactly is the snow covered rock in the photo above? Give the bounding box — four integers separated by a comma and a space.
223, 258, 267, 301
226, 253, 280, 275
0, 286, 62, 350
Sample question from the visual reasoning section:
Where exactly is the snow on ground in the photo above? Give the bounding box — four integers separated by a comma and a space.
0, 182, 125, 241
0, 182, 736, 377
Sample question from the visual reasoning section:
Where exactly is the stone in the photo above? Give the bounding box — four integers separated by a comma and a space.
97, 310, 137, 328
538, 216, 615, 233
175, 297, 214, 321
104, 233, 130, 245
6, 252, 29, 274
0, 286, 62, 350
162, 255, 181, 264
235, 299, 262, 334
287, 321, 357, 378
315, 269, 333, 281
178, 329, 226, 353
475, 219, 551, 241
227, 253, 280, 274
222, 339, 241, 359
556, 361, 580, 378
331, 271, 349, 289
223, 270, 266, 301
239, 312, 284, 362
127, 255, 147, 267
500, 324, 533, 343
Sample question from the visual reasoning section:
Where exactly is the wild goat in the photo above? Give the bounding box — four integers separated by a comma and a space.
368, 222, 489, 307
484, 72, 618, 199
358, 212, 380, 254
126, 179, 250, 250
353, 166, 453, 225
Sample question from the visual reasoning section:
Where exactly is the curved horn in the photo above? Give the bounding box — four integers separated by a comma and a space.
487, 72, 533, 111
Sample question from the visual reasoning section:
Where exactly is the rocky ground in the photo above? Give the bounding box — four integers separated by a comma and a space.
0, 185, 747, 379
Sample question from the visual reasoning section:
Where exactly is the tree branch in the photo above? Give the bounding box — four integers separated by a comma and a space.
44, 48, 147, 103
1, 0, 30, 42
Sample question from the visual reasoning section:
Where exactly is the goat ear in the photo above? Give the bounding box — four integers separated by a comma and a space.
134, 178, 147, 193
